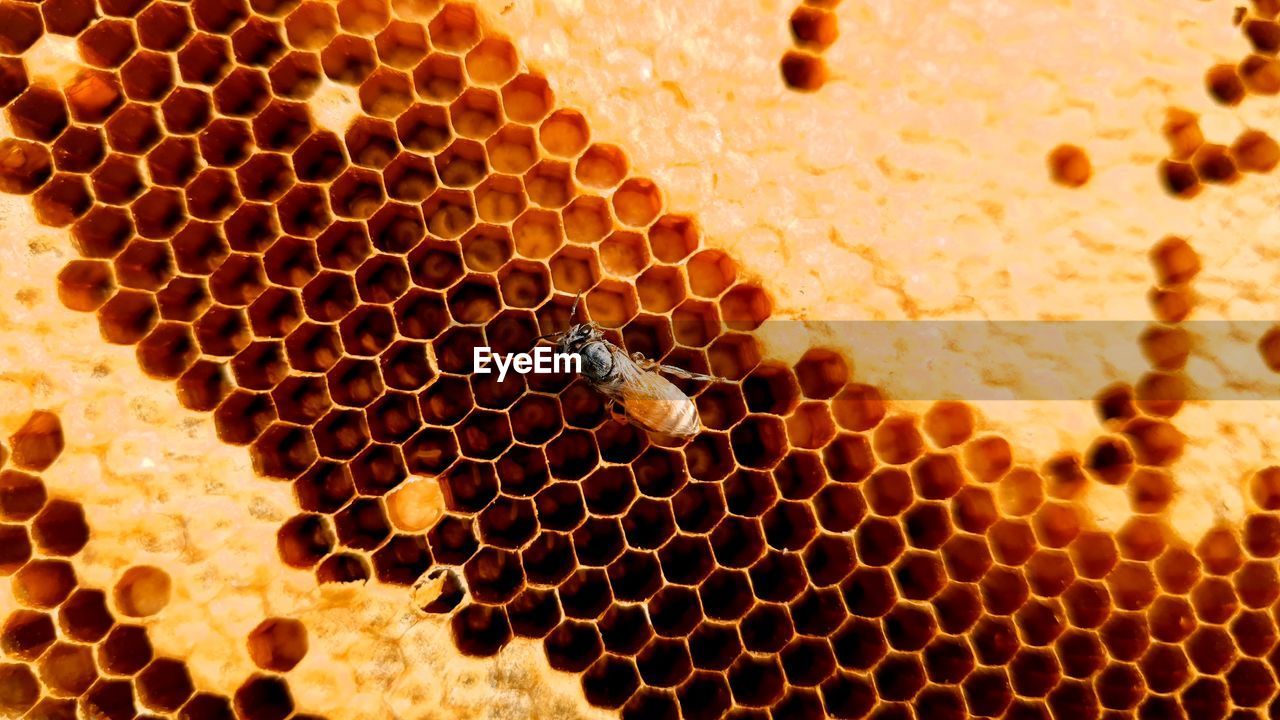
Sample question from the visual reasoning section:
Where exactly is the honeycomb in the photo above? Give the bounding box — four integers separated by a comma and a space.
0, 411, 323, 719
0, 0, 1280, 719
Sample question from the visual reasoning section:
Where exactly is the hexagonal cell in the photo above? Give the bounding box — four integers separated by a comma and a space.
276, 184, 334, 238
357, 66, 413, 118
8, 85, 72, 144
378, 154, 435, 204
51, 126, 105, 175
417, 189, 475, 240
1158, 158, 1201, 198
233, 674, 294, 720
1, 610, 55, 660
320, 33, 377, 86
42, 0, 97, 36
0, 55, 25, 108
459, 547, 523, 604
1232, 127, 1280, 173
781, 50, 827, 92
1206, 64, 1246, 107
97, 289, 158, 344
534, 618, 603, 674
1194, 143, 1240, 184
0, 138, 51, 196
315, 551, 371, 584
31, 173, 90, 227
11, 558, 75, 609
497, 586, 559, 640
387, 103, 448, 156
25, 655, 96, 707
790, 5, 838, 50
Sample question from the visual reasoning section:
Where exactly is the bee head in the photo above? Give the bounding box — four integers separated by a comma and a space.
559, 322, 602, 353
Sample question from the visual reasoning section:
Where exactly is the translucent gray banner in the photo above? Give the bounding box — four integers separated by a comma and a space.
681, 320, 1280, 401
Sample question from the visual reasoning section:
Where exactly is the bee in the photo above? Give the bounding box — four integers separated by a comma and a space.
535, 292, 722, 439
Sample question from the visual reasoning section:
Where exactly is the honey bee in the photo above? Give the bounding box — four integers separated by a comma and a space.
537, 292, 721, 439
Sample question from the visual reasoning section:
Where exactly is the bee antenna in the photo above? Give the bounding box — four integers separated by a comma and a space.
570, 290, 586, 323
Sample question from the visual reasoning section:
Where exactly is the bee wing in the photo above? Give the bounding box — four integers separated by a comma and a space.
613, 349, 701, 438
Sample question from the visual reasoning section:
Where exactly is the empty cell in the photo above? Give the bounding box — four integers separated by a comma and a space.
1159, 158, 1200, 198
396, 103, 453, 152
413, 52, 464, 103
730, 414, 788, 469
622, 689, 680, 720
422, 188, 477, 238
51, 126, 105, 175
831, 615, 888, 671
506, 587, 561, 638
500, 72, 553, 124
305, 545, 367, 581
276, 184, 334, 238
322, 34, 377, 85
337, 0, 389, 33
427, 2, 478, 50
233, 675, 294, 720
596, 597, 650, 653
104, 106, 165, 159
270, 52, 322, 101
544, 619, 603, 673
520, 529, 575, 585
381, 153, 437, 203
39, 647, 97, 706
558, 567, 612, 620
781, 50, 827, 92
0, 139, 51, 195
8, 86, 71, 144
143, 140, 199, 193
463, 546, 524, 603
606, 549, 662, 601
160, 87, 212, 135
1, 610, 54, 660
575, 143, 628, 190
1193, 142, 1239, 184
134, 658, 195, 712
286, 1, 338, 48
196, 120, 255, 172
12, 558, 75, 609
474, 175, 528, 223
1193, 525, 1245, 579
373, 20, 427, 69
561, 195, 611, 244
0, 56, 24, 108
450, 87, 502, 139
872, 653, 927, 702
97, 290, 158, 344
287, 133, 346, 185
249, 102, 311, 153
636, 265, 686, 313
30, 173, 89, 227
893, 550, 946, 600
931, 583, 981, 635
646, 584, 702, 637
526, 159, 574, 208
620, 497, 676, 551
181, 169, 239, 223
179, 33, 237, 87
78, 18, 138, 69
360, 67, 414, 118
790, 5, 838, 50
820, 673, 877, 720
728, 654, 786, 708
492, 260, 549, 309
611, 178, 661, 227
332, 498, 391, 550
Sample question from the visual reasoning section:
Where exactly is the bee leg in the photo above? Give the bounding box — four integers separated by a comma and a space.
654, 363, 722, 383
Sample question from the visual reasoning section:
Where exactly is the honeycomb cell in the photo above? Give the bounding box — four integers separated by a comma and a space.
0, 663, 38, 715
136, 658, 195, 712
780, 50, 826, 92
1, 610, 54, 660
1193, 142, 1240, 184
1202, 64, 1247, 114
902, 502, 951, 551
13, 559, 76, 609
83, 678, 139, 720
1232, 128, 1280, 174
790, 5, 838, 50
1048, 144, 1092, 187
233, 674, 294, 720
831, 615, 889, 671
873, 652, 926, 702
1160, 158, 1201, 198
